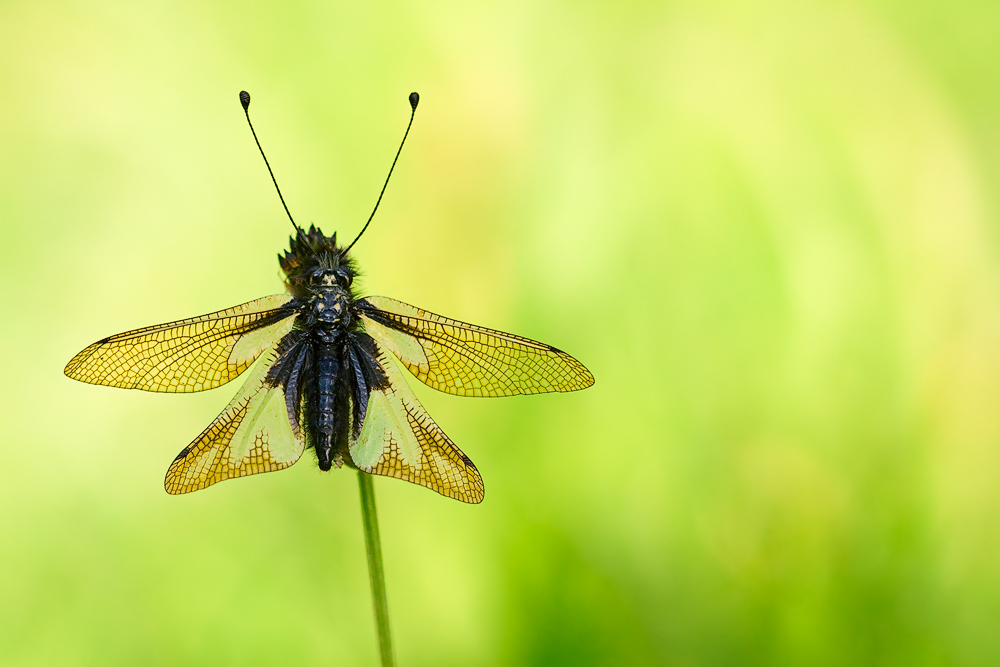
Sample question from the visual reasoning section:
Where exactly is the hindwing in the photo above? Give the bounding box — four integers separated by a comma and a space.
164, 335, 306, 494
349, 343, 484, 503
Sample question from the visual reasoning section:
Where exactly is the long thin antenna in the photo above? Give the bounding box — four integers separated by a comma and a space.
240, 90, 299, 233
340, 92, 420, 258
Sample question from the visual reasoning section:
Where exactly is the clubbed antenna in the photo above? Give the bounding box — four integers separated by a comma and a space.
340, 92, 420, 258
240, 90, 301, 236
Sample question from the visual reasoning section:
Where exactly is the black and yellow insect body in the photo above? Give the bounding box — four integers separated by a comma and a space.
64, 92, 593, 503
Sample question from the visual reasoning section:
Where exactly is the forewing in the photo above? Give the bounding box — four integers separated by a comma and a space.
164, 338, 306, 494
65, 295, 297, 392
357, 296, 594, 397
349, 345, 484, 503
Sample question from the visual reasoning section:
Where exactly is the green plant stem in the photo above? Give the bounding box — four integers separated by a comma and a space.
358, 471, 395, 667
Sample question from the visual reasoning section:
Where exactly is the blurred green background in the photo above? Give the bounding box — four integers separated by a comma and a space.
3, 0, 1000, 664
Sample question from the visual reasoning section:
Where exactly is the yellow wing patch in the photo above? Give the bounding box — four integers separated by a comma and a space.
350, 346, 484, 504
164, 340, 305, 494
358, 296, 594, 397
65, 295, 296, 393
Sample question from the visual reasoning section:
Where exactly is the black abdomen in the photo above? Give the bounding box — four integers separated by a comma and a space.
313, 341, 339, 469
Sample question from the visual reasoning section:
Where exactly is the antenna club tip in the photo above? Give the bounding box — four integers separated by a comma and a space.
239, 90, 251, 111
409, 92, 419, 110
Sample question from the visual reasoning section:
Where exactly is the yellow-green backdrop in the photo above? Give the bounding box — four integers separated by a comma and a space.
3, 1, 1000, 664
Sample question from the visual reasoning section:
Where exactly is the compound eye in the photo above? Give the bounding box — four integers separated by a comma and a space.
338, 269, 353, 287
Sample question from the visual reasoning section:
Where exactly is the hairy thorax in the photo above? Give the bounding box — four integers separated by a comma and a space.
309, 282, 353, 342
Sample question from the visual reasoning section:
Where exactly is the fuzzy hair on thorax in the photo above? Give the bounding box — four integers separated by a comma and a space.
278, 225, 358, 298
